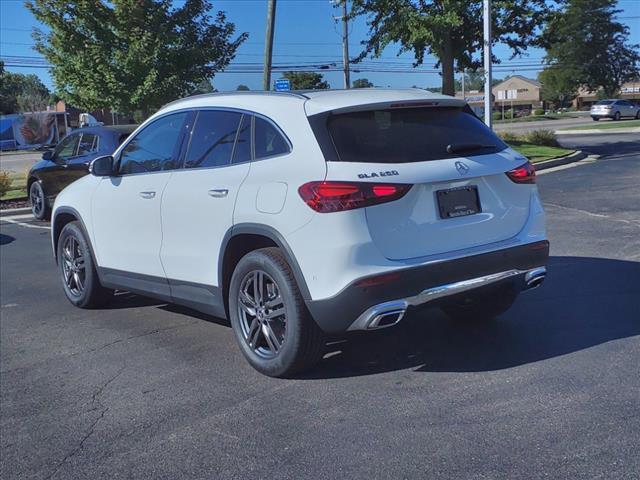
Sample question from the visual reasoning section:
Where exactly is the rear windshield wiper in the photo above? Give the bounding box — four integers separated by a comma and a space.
446, 143, 496, 154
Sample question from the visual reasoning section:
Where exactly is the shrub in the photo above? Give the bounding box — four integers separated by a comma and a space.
498, 131, 522, 143
525, 129, 559, 147
0, 170, 12, 198
533, 108, 545, 116
492, 112, 502, 121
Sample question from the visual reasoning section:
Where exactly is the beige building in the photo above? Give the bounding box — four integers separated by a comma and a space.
573, 80, 640, 109
491, 75, 543, 112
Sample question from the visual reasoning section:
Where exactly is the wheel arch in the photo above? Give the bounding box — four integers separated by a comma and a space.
52, 207, 97, 268
219, 224, 312, 318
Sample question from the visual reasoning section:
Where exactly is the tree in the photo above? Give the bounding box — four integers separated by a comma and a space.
236, 84, 250, 91
192, 79, 217, 95
26, 0, 247, 115
352, 78, 374, 88
0, 61, 51, 114
538, 67, 579, 109
542, 0, 639, 98
281, 72, 329, 90
351, 0, 552, 96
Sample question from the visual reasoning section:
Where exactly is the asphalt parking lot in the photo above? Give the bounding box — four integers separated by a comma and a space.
1, 133, 639, 479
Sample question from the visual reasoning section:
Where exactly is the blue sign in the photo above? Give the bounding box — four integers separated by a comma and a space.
274, 78, 291, 92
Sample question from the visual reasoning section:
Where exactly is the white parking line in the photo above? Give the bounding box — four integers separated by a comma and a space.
0, 218, 51, 230
0, 213, 34, 221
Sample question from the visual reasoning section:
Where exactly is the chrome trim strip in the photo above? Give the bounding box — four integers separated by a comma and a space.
348, 267, 546, 331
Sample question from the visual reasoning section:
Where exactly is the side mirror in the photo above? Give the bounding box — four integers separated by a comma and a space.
42, 150, 54, 161
89, 155, 115, 177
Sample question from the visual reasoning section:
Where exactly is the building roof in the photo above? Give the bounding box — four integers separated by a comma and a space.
493, 75, 542, 89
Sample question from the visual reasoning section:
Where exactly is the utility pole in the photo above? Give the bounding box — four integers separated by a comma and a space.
341, 1, 350, 89
461, 68, 465, 99
483, 0, 493, 128
263, 0, 277, 91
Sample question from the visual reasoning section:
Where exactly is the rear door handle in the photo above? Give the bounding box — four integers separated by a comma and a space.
139, 191, 156, 199
208, 189, 229, 198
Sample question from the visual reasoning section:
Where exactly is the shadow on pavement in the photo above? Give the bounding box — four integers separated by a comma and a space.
303, 256, 640, 379
0, 233, 15, 245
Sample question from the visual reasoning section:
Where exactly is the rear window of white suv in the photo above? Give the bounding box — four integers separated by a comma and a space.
326, 107, 507, 163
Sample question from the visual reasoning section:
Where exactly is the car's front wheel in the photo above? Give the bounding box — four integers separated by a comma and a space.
229, 247, 325, 377
614, 111, 621, 121
57, 221, 113, 308
591, 116, 600, 121
29, 180, 50, 220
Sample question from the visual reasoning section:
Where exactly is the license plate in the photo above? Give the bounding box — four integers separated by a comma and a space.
436, 186, 481, 219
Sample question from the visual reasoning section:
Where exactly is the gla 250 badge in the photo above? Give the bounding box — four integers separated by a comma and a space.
358, 170, 399, 179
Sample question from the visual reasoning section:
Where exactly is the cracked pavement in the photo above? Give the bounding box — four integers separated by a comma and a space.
1, 132, 639, 479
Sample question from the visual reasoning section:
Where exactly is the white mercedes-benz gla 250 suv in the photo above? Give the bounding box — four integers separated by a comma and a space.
51, 89, 548, 377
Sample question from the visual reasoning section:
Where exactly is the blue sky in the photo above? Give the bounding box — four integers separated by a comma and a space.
1, 0, 638, 92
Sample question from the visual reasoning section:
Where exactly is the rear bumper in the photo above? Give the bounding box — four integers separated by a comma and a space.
306, 240, 549, 333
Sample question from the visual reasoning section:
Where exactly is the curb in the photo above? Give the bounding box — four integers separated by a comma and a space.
0, 207, 31, 217
555, 127, 640, 135
534, 150, 587, 171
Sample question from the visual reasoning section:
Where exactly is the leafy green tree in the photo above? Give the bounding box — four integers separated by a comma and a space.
281, 72, 330, 90
236, 84, 250, 91
192, 79, 217, 94
351, 0, 552, 96
26, 0, 247, 115
352, 78, 374, 88
538, 67, 579, 109
542, 0, 639, 98
0, 61, 51, 114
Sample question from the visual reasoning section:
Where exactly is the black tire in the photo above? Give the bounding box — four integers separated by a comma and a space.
592, 116, 600, 121
442, 288, 519, 322
228, 247, 325, 377
635, 110, 640, 120
29, 180, 50, 220
57, 221, 113, 308
614, 111, 621, 121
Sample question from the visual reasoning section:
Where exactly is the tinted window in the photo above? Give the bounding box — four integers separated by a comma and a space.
232, 114, 251, 164
327, 107, 507, 163
119, 113, 187, 174
254, 116, 289, 159
185, 111, 242, 169
77, 133, 98, 156
56, 134, 80, 160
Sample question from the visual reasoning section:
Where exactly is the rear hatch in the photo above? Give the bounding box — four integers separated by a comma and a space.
315, 104, 533, 260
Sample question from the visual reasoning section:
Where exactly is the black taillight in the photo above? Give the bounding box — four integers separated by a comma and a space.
506, 161, 536, 184
298, 181, 412, 213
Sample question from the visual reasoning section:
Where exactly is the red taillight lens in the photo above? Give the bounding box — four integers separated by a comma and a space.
298, 181, 412, 213
506, 161, 536, 184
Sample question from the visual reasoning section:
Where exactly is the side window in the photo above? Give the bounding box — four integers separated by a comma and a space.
119, 112, 187, 174
232, 114, 251, 164
55, 134, 81, 160
254, 117, 289, 159
184, 110, 242, 169
77, 133, 98, 156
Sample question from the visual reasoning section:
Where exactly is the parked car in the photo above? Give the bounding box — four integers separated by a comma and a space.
50, 89, 549, 377
27, 125, 136, 220
590, 99, 640, 121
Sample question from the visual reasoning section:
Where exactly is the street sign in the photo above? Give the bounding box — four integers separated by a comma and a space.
274, 78, 291, 92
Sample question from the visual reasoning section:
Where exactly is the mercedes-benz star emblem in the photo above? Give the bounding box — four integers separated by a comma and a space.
455, 161, 470, 175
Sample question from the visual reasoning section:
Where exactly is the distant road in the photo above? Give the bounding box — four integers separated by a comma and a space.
0, 151, 42, 174
494, 115, 596, 133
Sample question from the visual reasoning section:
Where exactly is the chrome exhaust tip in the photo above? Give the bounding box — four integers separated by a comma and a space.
524, 267, 546, 291
367, 309, 406, 330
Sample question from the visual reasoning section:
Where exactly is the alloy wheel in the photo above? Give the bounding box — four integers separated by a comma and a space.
30, 184, 44, 218
61, 235, 86, 297
237, 270, 286, 359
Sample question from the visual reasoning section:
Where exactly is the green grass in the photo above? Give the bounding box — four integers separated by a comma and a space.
0, 171, 27, 201
560, 119, 640, 131
508, 141, 575, 163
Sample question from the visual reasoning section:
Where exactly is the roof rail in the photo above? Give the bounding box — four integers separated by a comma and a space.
161, 90, 309, 110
